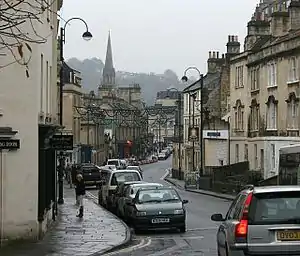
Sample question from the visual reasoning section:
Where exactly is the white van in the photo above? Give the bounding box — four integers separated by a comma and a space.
107, 159, 122, 169
99, 169, 142, 209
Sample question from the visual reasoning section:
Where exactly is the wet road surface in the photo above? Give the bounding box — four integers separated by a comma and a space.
90, 158, 232, 256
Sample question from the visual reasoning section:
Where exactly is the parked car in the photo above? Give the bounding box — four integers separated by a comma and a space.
158, 153, 167, 160
127, 165, 143, 178
78, 163, 102, 187
120, 182, 163, 219
211, 185, 300, 256
105, 164, 117, 171
107, 159, 123, 169
126, 186, 188, 232
110, 181, 145, 213
99, 169, 143, 209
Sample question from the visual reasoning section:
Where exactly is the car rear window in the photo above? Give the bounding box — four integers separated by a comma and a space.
248, 191, 300, 225
108, 160, 119, 166
111, 172, 141, 185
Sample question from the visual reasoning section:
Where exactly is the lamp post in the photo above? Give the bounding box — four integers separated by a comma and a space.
58, 17, 92, 205
86, 91, 96, 146
182, 67, 204, 176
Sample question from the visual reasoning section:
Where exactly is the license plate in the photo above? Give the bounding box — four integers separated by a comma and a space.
151, 218, 170, 224
277, 230, 300, 241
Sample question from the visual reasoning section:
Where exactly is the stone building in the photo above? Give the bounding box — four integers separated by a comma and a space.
179, 35, 241, 175
62, 63, 82, 163
230, 0, 300, 179
97, 32, 146, 158
0, 0, 61, 240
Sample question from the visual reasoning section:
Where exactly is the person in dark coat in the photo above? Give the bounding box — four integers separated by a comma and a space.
75, 173, 86, 218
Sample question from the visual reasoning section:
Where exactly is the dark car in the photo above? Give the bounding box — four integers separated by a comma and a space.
79, 163, 102, 187
110, 181, 145, 213
126, 187, 188, 232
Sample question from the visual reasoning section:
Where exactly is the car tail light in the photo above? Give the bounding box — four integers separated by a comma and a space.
235, 192, 253, 240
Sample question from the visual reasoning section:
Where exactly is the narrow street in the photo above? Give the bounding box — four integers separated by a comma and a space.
89, 158, 232, 255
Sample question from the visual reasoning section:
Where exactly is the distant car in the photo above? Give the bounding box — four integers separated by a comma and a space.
158, 153, 166, 160
211, 185, 300, 256
126, 186, 188, 232
107, 159, 123, 169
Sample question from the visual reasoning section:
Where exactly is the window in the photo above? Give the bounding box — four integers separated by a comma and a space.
287, 93, 299, 130
185, 94, 189, 112
244, 144, 248, 161
234, 100, 244, 131
251, 67, 260, 91
248, 191, 300, 225
266, 101, 277, 130
288, 57, 298, 82
235, 144, 239, 163
235, 65, 244, 88
250, 104, 259, 131
271, 144, 275, 169
254, 144, 258, 169
268, 62, 277, 87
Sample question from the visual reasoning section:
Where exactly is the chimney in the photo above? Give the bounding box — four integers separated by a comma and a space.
289, 0, 300, 30
270, 3, 289, 37
207, 50, 225, 73
226, 35, 240, 54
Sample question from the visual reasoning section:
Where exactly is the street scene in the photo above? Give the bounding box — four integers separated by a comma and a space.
2, 0, 300, 255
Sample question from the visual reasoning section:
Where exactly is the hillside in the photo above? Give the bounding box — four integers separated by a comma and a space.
67, 57, 185, 104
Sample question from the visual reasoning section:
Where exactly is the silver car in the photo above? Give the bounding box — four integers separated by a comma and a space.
211, 185, 300, 256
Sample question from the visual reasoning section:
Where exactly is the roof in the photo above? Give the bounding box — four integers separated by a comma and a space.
156, 90, 181, 100
130, 183, 162, 187
182, 72, 221, 94
253, 186, 300, 194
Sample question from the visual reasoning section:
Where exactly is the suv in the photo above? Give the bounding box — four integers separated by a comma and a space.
211, 185, 300, 256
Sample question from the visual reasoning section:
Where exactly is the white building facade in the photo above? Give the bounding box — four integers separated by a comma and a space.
0, 0, 61, 241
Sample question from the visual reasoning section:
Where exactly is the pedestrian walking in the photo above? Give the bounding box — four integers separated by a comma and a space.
75, 173, 86, 218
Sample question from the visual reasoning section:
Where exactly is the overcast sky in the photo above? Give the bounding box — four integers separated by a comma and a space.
60, 0, 258, 76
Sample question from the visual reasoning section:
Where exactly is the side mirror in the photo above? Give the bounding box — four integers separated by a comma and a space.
182, 199, 189, 204
211, 213, 224, 222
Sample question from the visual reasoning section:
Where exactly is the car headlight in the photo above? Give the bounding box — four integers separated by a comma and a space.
174, 209, 184, 215
136, 211, 147, 216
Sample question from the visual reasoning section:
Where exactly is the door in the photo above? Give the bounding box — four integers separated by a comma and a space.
260, 149, 264, 171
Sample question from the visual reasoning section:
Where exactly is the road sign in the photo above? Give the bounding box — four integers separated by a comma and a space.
51, 135, 73, 150
0, 139, 20, 150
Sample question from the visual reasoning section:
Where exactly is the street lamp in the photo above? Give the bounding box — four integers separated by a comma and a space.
181, 67, 204, 177
58, 17, 92, 205
166, 86, 182, 179
86, 91, 96, 146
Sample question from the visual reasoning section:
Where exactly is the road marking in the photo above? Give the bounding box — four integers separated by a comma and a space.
160, 169, 169, 180
104, 238, 152, 255
86, 191, 97, 200
137, 235, 204, 240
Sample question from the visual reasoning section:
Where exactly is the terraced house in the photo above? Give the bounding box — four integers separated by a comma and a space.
230, 0, 300, 179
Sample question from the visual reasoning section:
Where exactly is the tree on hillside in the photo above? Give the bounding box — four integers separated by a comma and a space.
0, 0, 56, 76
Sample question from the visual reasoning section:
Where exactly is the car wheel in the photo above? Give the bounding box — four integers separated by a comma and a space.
179, 224, 186, 233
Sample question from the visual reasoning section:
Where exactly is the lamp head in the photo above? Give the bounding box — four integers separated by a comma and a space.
181, 75, 188, 82
82, 31, 93, 41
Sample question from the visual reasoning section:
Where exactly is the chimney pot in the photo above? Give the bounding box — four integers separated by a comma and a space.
216, 52, 219, 58
228, 35, 231, 42
231, 35, 235, 42
213, 51, 216, 58
222, 53, 225, 59
209, 51, 211, 58
235, 35, 238, 42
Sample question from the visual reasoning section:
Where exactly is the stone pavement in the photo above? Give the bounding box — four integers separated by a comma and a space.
0, 186, 130, 256
164, 176, 235, 201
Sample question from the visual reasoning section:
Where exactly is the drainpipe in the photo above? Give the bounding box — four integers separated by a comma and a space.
0, 150, 4, 247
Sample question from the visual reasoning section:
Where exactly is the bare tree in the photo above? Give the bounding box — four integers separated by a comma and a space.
0, 0, 57, 76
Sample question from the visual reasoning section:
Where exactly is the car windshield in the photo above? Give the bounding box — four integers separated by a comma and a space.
111, 172, 141, 185
107, 160, 119, 166
137, 189, 180, 203
248, 191, 300, 225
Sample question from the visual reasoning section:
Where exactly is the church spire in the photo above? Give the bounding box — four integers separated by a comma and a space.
102, 31, 115, 86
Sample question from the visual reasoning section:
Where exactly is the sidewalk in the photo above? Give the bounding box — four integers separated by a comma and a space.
164, 176, 235, 201
0, 185, 130, 256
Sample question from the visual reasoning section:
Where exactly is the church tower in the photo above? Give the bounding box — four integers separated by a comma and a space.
102, 31, 116, 87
